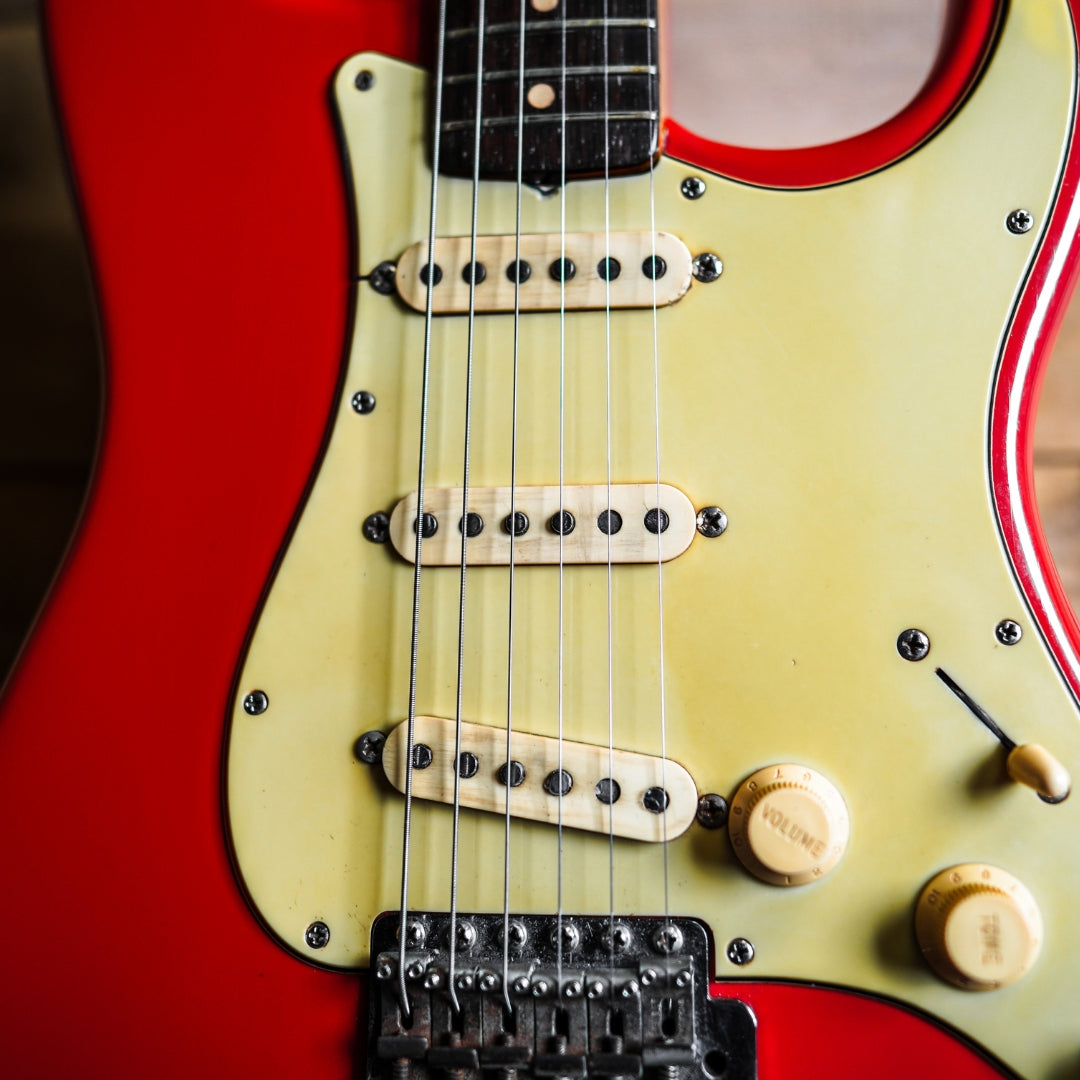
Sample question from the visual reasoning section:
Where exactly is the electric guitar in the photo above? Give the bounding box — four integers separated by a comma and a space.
4, 1, 1080, 1077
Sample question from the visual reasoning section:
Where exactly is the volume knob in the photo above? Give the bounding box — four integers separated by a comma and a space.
728, 764, 849, 886
914, 864, 1042, 990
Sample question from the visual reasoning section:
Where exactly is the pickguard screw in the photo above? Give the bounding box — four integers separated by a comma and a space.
652, 923, 683, 954
1006, 209, 1034, 234
692, 253, 723, 283
455, 920, 477, 950
996, 619, 1023, 645
363, 511, 390, 544
355, 69, 375, 91
412, 743, 433, 770
896, 628, 930, 661
405, 920, 427, 947
696, 793, 728, 829
643, 786, 670, 814
680, 176, 706, 200
354, 729, 386, 764
726, 938, 754, 966
305, 921, 330, 949
696, 506, 728, 537
243, 690, 269, 715
607, 924, 633, 952
351, 390, 376, 414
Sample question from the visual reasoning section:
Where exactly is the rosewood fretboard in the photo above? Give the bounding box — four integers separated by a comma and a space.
439, 0, 660, 185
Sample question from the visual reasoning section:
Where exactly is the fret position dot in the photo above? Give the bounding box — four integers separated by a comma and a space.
527, 82, 556, 110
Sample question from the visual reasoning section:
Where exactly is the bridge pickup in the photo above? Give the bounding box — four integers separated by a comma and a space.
393, 231, 693, 313
387, 484, 697, 566
380, 717, 699, 842
367, 913, 757, 1080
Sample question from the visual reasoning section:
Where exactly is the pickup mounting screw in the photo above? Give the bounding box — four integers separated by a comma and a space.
354, 730, 386, 764
404, 920, 427, 947
726, 938, 755, 966
363, 512, 390, 544
243, 690, 269, 715
680, 176, 706, 200
896, 628, 930, 661
370, 261, 397, 295
996, 619, 1023, 645
351, 390, 376, 414
354, 69, 375, 91
1006, 209, 1034, 234
696, 506, 728, 537
692, 253, 723, 283
305, 921, 330, 949
696, 793, 728, 829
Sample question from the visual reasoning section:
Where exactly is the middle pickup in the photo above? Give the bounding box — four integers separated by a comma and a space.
388, 484, 697, 565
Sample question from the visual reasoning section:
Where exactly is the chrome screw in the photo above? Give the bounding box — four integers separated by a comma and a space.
376, 959, 395, 981
512, 975, 532, 995
406, 961, 426, 980
696, 507, 728, 538
726, 937, 755, 966
355, 730, 386, 764
680, 176, 707, 200
586, 979, 607, 999
606, 924, 633, 952
404, 920, 426, 947
455, 972, 475, 991
355, 69, 376, 91
620, 979, 640, 999
996, 619, 1023, 646
1006, 209, 1034, 234
896, 628, 930, 662
455, 921, 477, 950
479, 972, 499, 993
551, 923, 580, 952
370, 261, 397, 294
562, 979, 584, 998
674, 969, 692, 988
532, 977, 552, 998
696, 793, 728, 829
425, 969, 445, 990
504, 920, 529, 951
652, 923, 683, 954
692, 253, 723, 282
640, 968, 658, 987
351, 390, 376, 414
243, 690, 269, 715
305, 921, 330, 949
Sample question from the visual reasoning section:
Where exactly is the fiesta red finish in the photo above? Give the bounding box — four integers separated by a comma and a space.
0, 1, 1070, 1077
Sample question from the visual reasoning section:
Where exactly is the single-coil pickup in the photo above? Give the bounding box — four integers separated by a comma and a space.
394, 231, 693, 313
381, 717, 698, 841
388, 483, 696, 565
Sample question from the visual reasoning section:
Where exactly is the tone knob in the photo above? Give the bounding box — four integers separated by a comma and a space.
727, 764, 849, 886
915, 864, 1042, 990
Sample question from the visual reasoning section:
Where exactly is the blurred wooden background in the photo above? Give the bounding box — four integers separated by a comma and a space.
1, 0, 1078, 681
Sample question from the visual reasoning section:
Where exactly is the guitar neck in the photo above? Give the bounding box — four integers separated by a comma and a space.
439, 0, 660, 183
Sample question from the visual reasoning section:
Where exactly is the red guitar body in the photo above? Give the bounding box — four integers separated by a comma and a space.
2, 1, 1078, 1076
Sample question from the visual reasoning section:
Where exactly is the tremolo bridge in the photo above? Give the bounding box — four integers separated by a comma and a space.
368, 913, 756, 1080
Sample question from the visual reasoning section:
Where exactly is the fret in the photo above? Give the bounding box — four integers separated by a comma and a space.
441, 110, 659, 132
439, 0, 659, 184
446, 17, 657, 40
443, 64, 657, 85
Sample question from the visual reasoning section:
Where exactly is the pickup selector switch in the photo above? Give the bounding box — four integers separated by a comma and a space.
728, 764, 849, 886
915, 864, 1042, 990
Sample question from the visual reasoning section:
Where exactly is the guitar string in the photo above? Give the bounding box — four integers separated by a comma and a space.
555, 0, 569, 989
447, 0, 488, 1018
500, 0, 529, 1017
645, 0, 672, 930
602, 0, 617, 975
397, 0, 449, 1021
